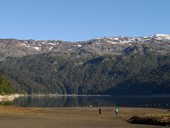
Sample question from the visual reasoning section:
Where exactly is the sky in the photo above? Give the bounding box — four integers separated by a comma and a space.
0, 0, 170, 41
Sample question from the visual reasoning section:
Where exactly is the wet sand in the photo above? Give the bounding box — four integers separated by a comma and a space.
0, 106, 168, 128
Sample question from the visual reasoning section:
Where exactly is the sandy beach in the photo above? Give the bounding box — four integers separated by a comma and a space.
0, 106, 168, 128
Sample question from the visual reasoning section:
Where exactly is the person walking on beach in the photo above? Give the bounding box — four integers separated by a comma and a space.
99, 108, 101, 115
115, 107, 119, 116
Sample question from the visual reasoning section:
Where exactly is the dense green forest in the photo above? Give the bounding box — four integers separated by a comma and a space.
0, 75, 13, 95
0, 51, 169, 95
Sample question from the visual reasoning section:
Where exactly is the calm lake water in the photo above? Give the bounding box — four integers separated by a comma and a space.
13, 95, 170, 108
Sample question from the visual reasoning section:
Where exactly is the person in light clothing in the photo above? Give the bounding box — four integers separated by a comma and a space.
115, 107, 119, 116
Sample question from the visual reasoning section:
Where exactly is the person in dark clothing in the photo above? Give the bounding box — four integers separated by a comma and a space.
99, 108, 101, 114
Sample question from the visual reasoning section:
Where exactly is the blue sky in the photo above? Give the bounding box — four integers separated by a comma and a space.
0, 0, 170, 41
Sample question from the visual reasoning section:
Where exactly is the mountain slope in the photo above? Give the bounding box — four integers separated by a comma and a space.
0, 34, 170, 95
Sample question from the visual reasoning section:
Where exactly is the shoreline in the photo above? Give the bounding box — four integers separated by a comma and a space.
23, 94, 112, 97
13, 93, 170, 97
0, 94, 22, 102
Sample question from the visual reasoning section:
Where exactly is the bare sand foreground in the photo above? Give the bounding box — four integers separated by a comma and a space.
0, 106, 168, 128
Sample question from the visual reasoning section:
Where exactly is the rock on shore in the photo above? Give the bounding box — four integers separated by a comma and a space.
0, 94, 20, 102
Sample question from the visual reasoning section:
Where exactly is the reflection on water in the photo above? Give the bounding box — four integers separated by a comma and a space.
13, 95, 170, 108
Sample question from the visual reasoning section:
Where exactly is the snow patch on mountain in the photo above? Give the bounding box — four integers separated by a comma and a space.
33, 47, 41, 51
153, 34, 170, 40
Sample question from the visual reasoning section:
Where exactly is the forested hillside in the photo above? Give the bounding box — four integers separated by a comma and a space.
0, 75, 13, 95
0, 34, 170, 95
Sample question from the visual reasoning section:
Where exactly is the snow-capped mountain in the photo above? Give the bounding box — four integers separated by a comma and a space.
0, 34, 169, 61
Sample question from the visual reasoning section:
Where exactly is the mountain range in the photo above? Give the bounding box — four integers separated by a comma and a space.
0, 34, 170, 95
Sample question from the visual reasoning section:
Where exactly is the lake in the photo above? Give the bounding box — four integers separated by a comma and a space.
13, 95, 170, 108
